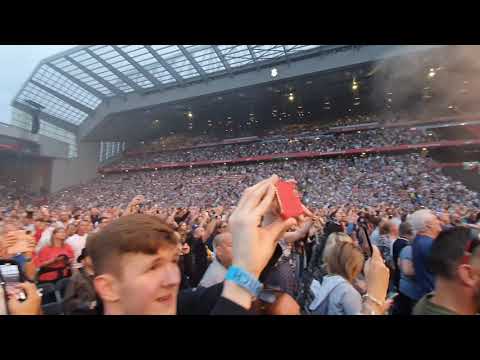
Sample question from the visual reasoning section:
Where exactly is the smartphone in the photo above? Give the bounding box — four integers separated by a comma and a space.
0, 260, 26, 301
275, 180, 304, 220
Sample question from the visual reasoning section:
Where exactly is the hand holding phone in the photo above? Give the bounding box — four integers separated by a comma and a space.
6, 282, 41, 315
0, 260, 26, 301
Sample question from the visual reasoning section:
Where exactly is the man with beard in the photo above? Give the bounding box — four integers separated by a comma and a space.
413, 227, 480, 315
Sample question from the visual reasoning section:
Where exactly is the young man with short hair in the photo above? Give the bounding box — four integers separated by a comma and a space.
413, 227, 480, 315
87, 176, 303, 315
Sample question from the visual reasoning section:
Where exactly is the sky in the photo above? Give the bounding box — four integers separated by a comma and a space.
0, 45, 74, 123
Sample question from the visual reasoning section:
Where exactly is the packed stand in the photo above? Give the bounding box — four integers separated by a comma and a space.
1, 148, 480, 315
111, 128, 438, 169
136, 134, 223, 153
51, 154, 478, 212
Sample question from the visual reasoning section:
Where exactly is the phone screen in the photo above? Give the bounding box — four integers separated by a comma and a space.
0, 263, 25, 300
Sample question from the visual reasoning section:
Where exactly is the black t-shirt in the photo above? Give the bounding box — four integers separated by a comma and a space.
187, 234, 209, 287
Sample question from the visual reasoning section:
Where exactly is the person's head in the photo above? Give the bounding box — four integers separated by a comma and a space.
438, 212, 451, 227
86, 214, 181, 315
90, 208, 100, 216
178, 238, 190, 256
59, 211, 70, 223
428, 227, 480, 314
399, 221, 414, 241
325, 241, 365, 283
35, 218, 47, 231
217, 221, 229, 234
50, 227, 67, 246
77, 220, 90, 236
379, 220, 399, 239
213, 232, 233, 268
78, 248, 94, 274
178, 222, 188, 233
322, 232, 353, 263
370, 216, 382, 228
193, 226, 205, 240
66, 223, 77, 237
99, 214, 113, 229
407, 209, 442, 239
23, 214, 34, 225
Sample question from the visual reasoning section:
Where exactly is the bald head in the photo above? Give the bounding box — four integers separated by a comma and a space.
213, 232, 232, 252
213, 232, 233, 268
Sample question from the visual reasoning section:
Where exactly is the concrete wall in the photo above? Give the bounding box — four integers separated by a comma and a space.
49, 141, 100, 193
0, 155, 51, 193
0, 123, 69, 159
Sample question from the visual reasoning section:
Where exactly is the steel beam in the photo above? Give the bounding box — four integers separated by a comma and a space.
212, 45, 233, 76
84, 48, 143, 91
283, 45, 291, 65
30, 80, 94, 115
144, 45, 185, 85
247, 45, 260, 71
178, 45, 208, 81
67, 56, 123, 96
46, 63, 107, 100
111, 45, 164, 89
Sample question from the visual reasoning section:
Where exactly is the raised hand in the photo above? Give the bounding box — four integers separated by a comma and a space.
364, 245, 390, 313
228, 175, 297, 279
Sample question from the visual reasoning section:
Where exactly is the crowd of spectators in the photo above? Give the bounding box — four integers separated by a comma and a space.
0, 176, 39, 208
136, 134, 223, 153
1, 158, 479, 315
49, 153, 478, 212
112, 128, 438, 168
1, 111, 479, 316
1, 148, 479, 315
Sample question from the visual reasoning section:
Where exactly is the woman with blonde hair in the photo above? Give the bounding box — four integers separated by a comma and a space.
322, 232, 354, 263
308, 241, 365, 315
33, 227, 74, 283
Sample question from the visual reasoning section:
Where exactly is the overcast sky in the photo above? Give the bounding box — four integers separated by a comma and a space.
0, 45, 74, 124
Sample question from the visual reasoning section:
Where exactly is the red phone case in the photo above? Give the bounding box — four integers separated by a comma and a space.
275, 181, 304, 219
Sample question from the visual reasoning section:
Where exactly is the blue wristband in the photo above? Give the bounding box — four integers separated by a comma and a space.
225, 266, 263, 298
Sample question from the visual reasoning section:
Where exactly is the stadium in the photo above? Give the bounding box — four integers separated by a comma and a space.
2, 45, 480, 315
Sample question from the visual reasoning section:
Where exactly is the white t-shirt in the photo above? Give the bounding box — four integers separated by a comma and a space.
65, 234, 88, 269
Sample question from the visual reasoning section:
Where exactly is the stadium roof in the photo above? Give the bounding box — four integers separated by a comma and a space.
11, 45, 331, 132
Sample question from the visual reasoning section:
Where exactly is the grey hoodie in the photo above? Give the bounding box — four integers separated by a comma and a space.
308, 274, 362, 315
